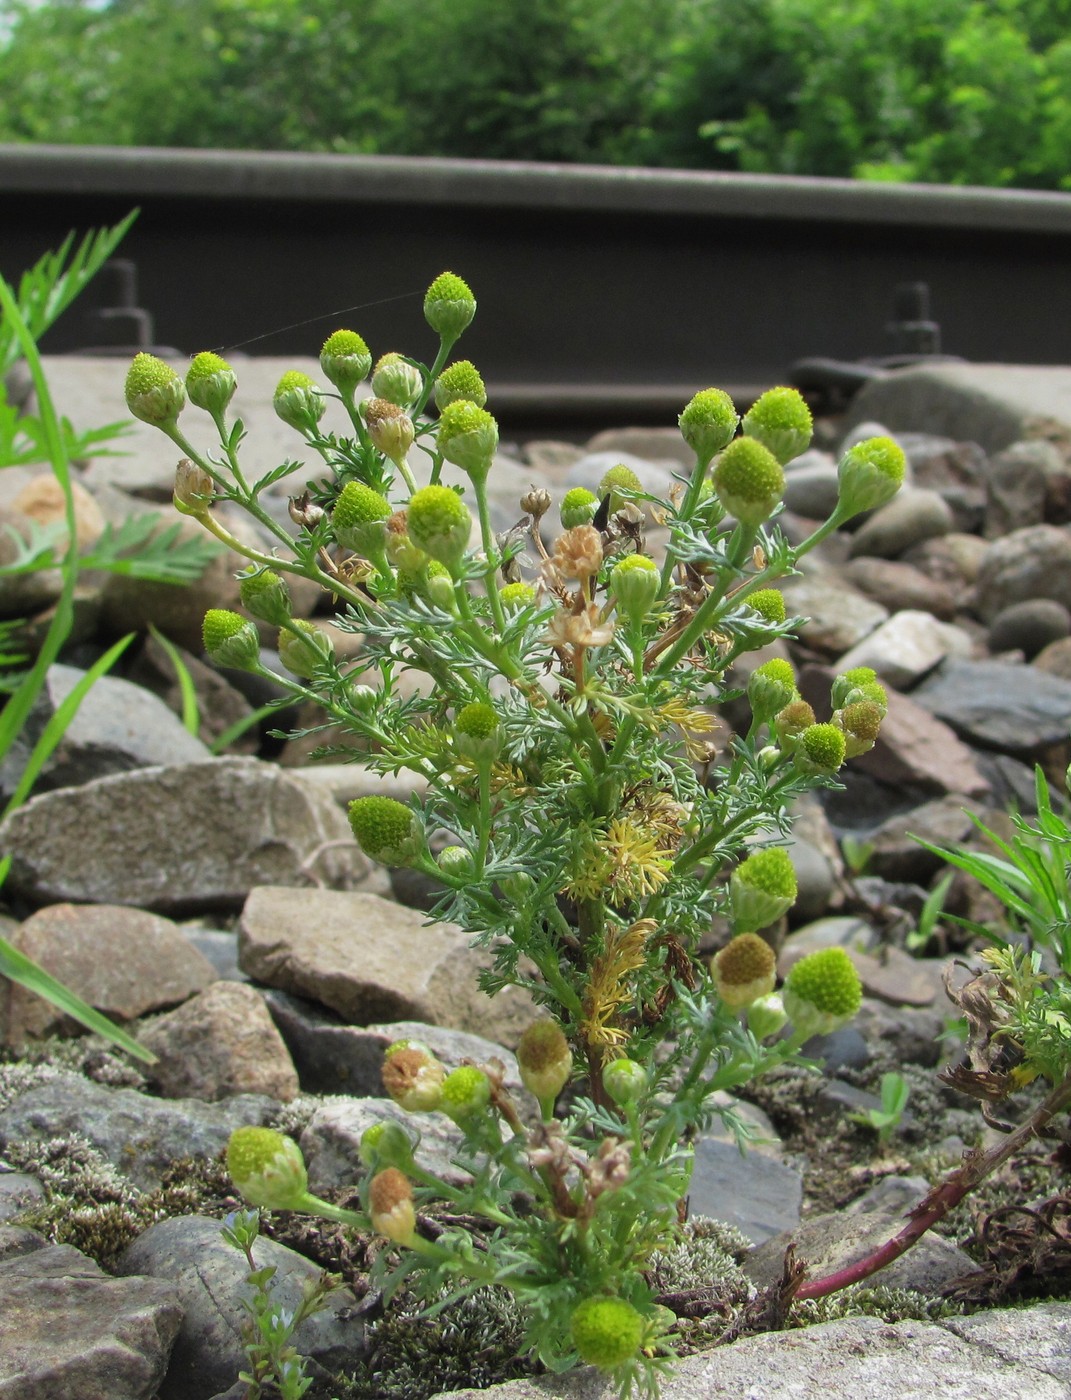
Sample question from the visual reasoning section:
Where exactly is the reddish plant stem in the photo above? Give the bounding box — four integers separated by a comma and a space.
794, 1067, 1071, 1301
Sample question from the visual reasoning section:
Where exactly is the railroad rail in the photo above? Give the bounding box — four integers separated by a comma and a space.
4, 144, 1071, 435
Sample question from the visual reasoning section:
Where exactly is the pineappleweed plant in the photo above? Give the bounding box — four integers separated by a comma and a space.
126, 274, 904, 1397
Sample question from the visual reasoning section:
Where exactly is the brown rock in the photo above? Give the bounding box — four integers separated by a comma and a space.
14, 474, 105, 552
843, 556, 958, 619
1033, 635, 1071, 681
854, 687, 991, 798
140, 981, 299, 1101
3, 903, 216, 1047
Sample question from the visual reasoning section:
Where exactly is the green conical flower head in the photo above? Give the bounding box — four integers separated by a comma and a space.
454, 700, 500, 761
437, 399, 499, 481
348, 795, 424, 866
747, 588, 786, 625
517, 1018, 572, 1106
434, 359, 487, 411
358, 1119, 416, 1172
609, 553, 659, 626
560, 487, 599, 529
782, 947, 863, 1037
125, 353, 185, 427
570, 1297, 644, 1370
273, 370, 325, 432
795, 722, 847, 776
370, 353, 423, 409
730, 849, 797, 931
238, 568, 292, 627
742, 386, 813, 465
831, 666, 877, 709
278, 619, 333, 679
747, 657, 796, 724
712, 931, 778, 1007
202, 609, 260, 670
407, 485, 472, 572
440, 1064, 492, 1122
837, 435, 906, 518
424, 271, 476, 341
320, 328, 372, 395
186, 351, 237, 416
332, 481, 392, 555
500, 581, 537, 611
679, 387, 739, 463
598, 464, 642, 513
227, 1127, 309, 1210
712, 437, 785, 526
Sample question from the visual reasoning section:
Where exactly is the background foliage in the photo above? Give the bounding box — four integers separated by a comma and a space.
2, 0, 1071, 187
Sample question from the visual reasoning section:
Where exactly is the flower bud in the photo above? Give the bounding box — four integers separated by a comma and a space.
186, 351, 237, 416
238, 568, 293, 627
381, 1042, 446, 1111
346, 681, 378, 714
500, 581, 537, 612
226, 1126, 308, 1211
831, 666, 878, 710
742, 386, 813, 465
438, 844, 475, 878
277, 619, 333, 679
782, 947, 863, 1038
729, 849, 798, 931
833, 700, 884, 758
364, 397, 415, 466
348, 795, 425, 867
598, 464, 642, 514
837, 435, 906, 518
273, 371, 326, 432
424, 270, 476, 342
202, 609, 261, 670
560, 487, 599, 529
454, 700, 500, 762
173, 458, 214, 517
368, 1166, 417, 1246
370, 352, 423, 409
406, 485, 473, 572
609, 554, 659, 627
794, 722, 847, 776
433, 359, 486, 411
125, 353, 185, 427
332, 481, 393, 557
437, 400, 499, 482
320, 328, 372, 396
747, 658, 796, 725
516, 1019, 572, 1105
747, 991, 788, 1041
711, 932, 777, 1008
424, 559, 457, 611
570, 1296, 644, 1370
439, 1065, 492, 1122
678, 387, 739, 464
712, 437, 785, 527
602, 1057, 646, 1108
359, 1119, 416, 1172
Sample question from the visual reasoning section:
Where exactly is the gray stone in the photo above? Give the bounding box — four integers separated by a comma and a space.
912, 657, 1071, 756
0, 1071, 278, 1189
1033, 634, 1071, 680
300, 1095, 470, 1189
240, 887, 536, 1048
0, 756, 367, 913
975, 523, 1071, 620
778, 917, 880, 970
125, 633, 259, 753
117, 1214, 365, 1400
584, 427, 694, 469
782, 457, 840, 519
943, 1301, 1071, 1386
0, 1171, 44, 1222
853, 999, 948, 1067
834, 610, 970, 689
903, 530, 988, 590
1, 902, 216, 1047
779, 570, 888, 655
845, 361, 1071, 456
178, 924, 245, 982
988, 598, 1071, 658
845, 1174, 930, 1216
0, 663, 209, 802
565, 451, 678, 506
687, 1136, 802, 1245
843, 556, 958, 619
848, 487, 953, 559
783, 836, 836, 923
0, 1241, 182, 1400
140, 981, 299, 1102
864, 796, 976, 884
985, 438, 1071, 537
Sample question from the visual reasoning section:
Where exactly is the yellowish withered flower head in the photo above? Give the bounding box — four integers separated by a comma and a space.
125, 352, 185, 427
424, 270, 476, 341
364, 397, 415, 465
742, 386, 813, 465
186, 351, 237, 416
226, 1126, 308, 1211
545, 602, 615, 651
368, 1166, 417, 1246
774, 697, 817, 753
173, 459, 214, 516
517, 1019, 572, 1104
381, 1042, 446, 1111
552, 524, 603, 583
570, 1296, 645, 1370
711, 932, 777, 1008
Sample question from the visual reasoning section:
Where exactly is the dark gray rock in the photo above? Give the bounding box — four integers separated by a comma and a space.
300, 1096, 470, 1190
943, 1302, 1071, 1387
0, 1241, 182, 1400
985, 439, 1071, 538
843, 556, 958, 619
975, 524, 1071, 620
0, 1071, 278, 1190
848, 487, 953, 560
687, 1135, 803, 1244
987, 598, 1071, 659
912, 658, 1071, 756
0, 1171, 44, 1222
117, 1215, 365, 1400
